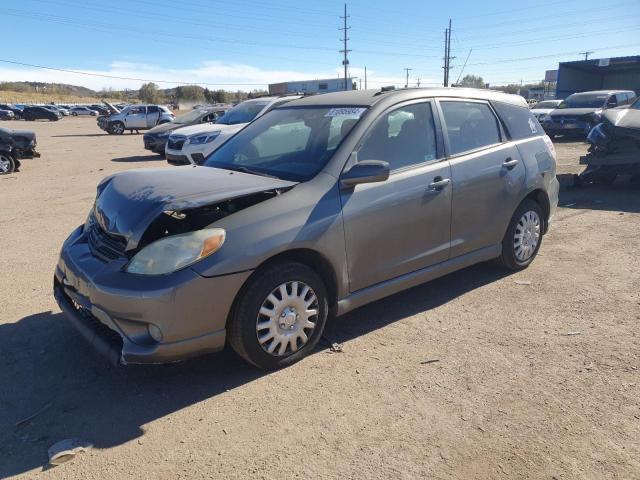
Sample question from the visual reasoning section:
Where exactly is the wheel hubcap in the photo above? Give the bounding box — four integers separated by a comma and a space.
0, 156, 10, 173
256, 281, 319, 357
514, 210, 541, 262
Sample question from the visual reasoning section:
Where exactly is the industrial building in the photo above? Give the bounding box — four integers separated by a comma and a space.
555, 55, 640, 99
268, 77, 354, 95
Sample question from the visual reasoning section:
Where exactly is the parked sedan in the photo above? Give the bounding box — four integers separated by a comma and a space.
70, 106, 99, 116
530, 99, 561, 121
541, 90, 637, 138
55, 88, 558, 369
0, 103, 23, 119
22, 106, 61, 121
143, 107, 227, 155
0, 109, 15, 120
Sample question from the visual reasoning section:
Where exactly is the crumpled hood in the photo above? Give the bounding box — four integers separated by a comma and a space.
94, 166, 296, 249
602, 107, 640, 129
548, 108, 598, 117
169, 122, 246, 138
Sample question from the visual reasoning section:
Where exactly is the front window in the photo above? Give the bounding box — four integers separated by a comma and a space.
631, 97, 640, 110
215, 100, 270, 125
559, 93, 608, 109
203, 106, 365, 182
357, 102, 438, 171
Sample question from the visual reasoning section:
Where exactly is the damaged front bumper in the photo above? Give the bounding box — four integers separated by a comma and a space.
54, 225, 252, 365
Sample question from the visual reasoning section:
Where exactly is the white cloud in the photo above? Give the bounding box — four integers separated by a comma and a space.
0, 60, 435, 92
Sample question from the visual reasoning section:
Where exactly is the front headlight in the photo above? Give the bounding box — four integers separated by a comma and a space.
188, 132, 221, 145
539, 114, 550, 123
156, 131, 170, 139
125, 227, 226, 275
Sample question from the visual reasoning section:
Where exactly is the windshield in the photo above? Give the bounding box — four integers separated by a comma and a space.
215, 100, 270, 125
534, 101, 559, 109
203, 106, 366, 182
175, 109, 208, 124
559, 94, 607, 109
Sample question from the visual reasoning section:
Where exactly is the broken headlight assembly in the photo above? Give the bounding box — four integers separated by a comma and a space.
125, 227, 226, 275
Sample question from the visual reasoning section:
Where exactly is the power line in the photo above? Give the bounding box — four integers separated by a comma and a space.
0, 59, 269, 87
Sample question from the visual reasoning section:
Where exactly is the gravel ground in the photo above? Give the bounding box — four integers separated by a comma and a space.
1, 117, 639, 479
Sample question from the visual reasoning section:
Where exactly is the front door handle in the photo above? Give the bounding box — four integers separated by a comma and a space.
428, 177, 451, 191
503, 157, 519, 169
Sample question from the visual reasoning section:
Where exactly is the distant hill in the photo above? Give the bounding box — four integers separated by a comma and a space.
0, 81, 98, 97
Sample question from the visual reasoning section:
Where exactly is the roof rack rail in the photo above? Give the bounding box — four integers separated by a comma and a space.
374, 86, 396, 96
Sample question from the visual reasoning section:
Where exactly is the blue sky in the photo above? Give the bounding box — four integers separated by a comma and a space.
2, 0, 640, 91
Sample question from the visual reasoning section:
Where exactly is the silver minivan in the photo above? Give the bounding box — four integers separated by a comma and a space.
55, 88, 559, 369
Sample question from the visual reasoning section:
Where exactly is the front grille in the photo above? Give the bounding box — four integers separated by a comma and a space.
86, 217, 127, 261
167, 136, 186, 150
166, 153, 190, 165
55, 278, 124, 357
191, 153, 205, 164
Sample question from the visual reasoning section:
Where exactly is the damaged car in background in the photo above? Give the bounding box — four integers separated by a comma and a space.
0, 126, 40, 174
97, 102, 175, 135
143, 106, 229, 156
540, 90, 636, 138
54, 88, 558, 370
577, 96, 640, 186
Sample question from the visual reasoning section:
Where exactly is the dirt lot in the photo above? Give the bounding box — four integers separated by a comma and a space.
1, 117, 639, 479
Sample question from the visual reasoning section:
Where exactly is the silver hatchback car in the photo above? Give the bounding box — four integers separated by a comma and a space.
55, 88, 559, 369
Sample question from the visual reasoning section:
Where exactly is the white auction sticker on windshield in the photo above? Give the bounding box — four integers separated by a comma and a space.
325, 107, 367, 119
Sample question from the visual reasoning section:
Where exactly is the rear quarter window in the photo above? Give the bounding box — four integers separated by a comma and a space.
492, 101, 543, 140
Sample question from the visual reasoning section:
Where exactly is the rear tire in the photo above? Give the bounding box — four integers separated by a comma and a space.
496, 199, 544, 271
0, 154, 16, 174
227, 261, 329, 369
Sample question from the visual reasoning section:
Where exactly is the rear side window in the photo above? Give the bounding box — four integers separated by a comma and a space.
439, 101, 501, 155
147, 106, 159, 113
492, 101, 543, 140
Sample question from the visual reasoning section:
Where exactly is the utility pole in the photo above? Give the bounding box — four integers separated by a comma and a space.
443, 19, 454, 87
579, 51, 594, 60
404, 68, 412, 88
339, 3, 351, 91
416, 77, 421, 87
364, 66, 367, 89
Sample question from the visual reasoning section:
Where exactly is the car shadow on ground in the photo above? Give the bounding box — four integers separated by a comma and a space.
0, 261, 510, 476
559, 184, 640, 214
51, 134, 110, 138
111, 154, 165, 163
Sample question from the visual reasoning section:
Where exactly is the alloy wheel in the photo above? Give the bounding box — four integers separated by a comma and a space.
513, 210, 541, 262
0, 155, 12, 174
256, 281, 319, 357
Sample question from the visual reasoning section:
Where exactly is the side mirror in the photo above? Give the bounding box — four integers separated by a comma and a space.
341, 160, 390, 187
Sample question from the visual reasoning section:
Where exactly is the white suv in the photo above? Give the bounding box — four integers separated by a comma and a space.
165, 95, 302, 165
98, 104, 175, 134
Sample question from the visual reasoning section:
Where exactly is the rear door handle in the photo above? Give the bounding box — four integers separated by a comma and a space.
503, 157, 519, 169
428, 177, 451, 191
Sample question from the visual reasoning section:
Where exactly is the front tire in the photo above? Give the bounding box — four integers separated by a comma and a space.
228, 261, 329, 369
496, 199, 544, 271
109, 121, 125, 135
0, 154, 16, 174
